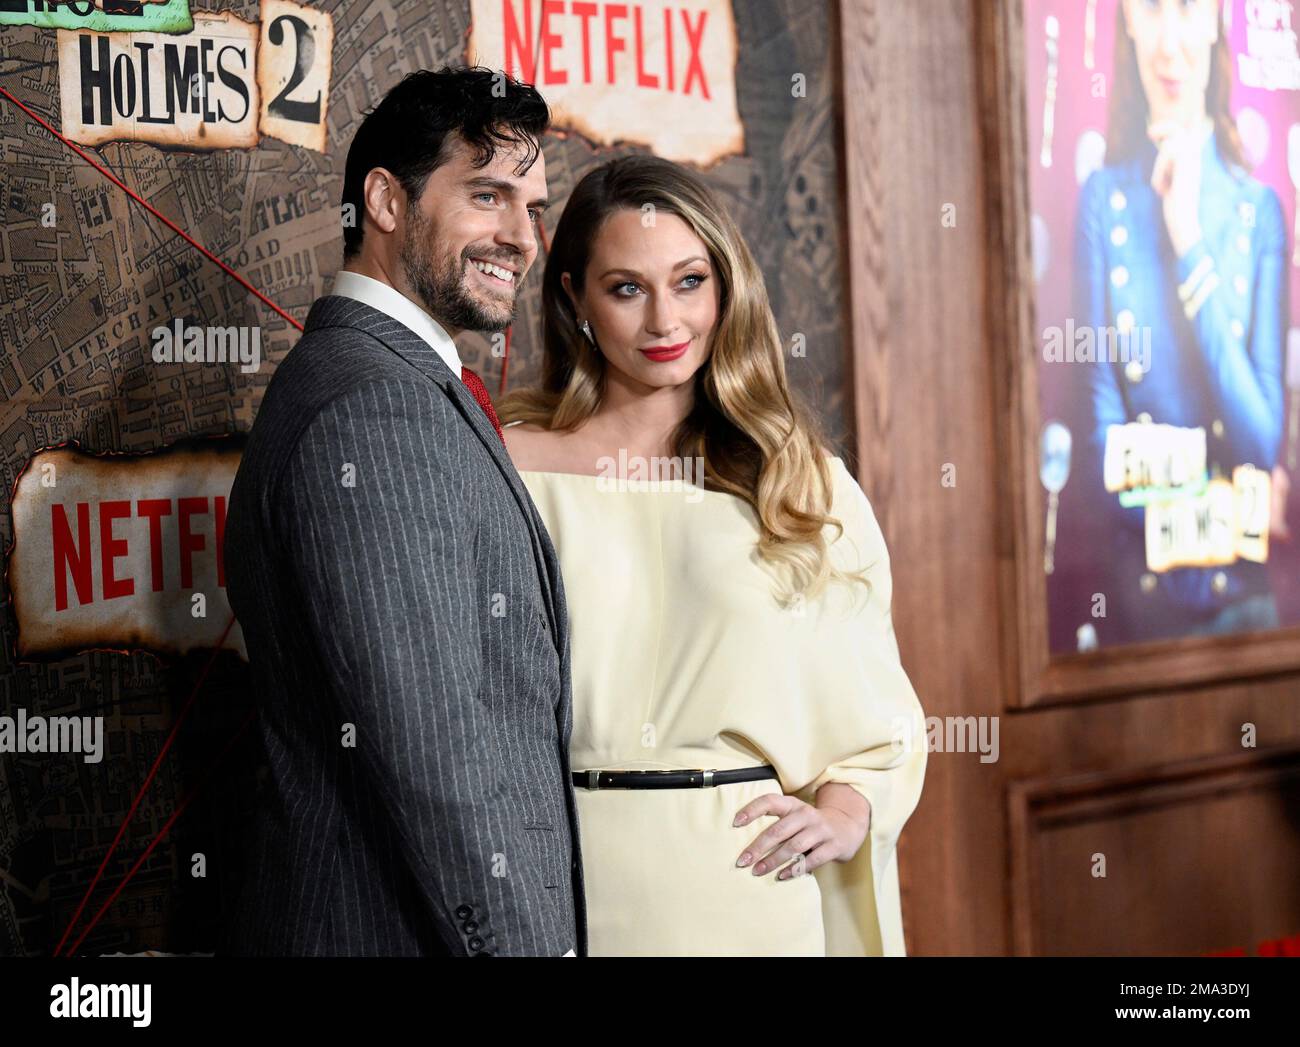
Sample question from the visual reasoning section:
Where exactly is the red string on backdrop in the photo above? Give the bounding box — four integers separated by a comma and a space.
0, 86, 306, 335
0, 84, 277, 957
54, 614, 240, 956
62, 705, 258, 958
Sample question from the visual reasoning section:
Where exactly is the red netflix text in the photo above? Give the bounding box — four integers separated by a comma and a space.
50, 496, 228, 611
501, 0, 712, 98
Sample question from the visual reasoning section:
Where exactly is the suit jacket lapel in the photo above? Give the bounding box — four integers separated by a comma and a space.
442, 379, 562, 641
304, 295, 562, 647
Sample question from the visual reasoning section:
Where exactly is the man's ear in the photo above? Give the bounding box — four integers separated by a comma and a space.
362, 167, 403, 238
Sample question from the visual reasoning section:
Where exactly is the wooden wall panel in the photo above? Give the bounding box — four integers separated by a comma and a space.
1010, 748, 1300, 955
841, 0, 1008, 956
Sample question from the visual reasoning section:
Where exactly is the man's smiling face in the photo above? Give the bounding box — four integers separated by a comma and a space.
399, 132, 549, 334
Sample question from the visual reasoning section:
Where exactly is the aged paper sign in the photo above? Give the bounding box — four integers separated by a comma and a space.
57, 11, 261, 149
257, 0, 334, 152
55, 2, 335, 153
1144, 466, 1271, 572
466, 0, 744, 165
1103, 421, 1207, 498
7, 442, 247, 661
1103, 423, 1272, 569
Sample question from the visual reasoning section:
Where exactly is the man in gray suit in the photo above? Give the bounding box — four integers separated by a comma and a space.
222, 68, 585, 956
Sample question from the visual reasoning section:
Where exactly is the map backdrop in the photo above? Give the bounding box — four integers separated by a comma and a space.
0, 0, 851, 955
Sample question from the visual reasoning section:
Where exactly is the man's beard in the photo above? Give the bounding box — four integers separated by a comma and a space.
400, 206, 518, 334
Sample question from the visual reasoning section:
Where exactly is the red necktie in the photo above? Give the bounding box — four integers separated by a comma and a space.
461, 365, 505, 444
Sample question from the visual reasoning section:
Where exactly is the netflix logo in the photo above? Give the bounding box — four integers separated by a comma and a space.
468, 0, 744, 164
500, 0, 713, 97
8, 442, 247, 661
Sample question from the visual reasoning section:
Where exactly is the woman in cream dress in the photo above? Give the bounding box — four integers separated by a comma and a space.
500, 155, 926, 956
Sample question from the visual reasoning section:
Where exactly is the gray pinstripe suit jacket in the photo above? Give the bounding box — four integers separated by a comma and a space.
222, 294, 587, 956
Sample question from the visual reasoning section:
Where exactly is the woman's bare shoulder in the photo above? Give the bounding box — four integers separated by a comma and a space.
502, 421, 557, 472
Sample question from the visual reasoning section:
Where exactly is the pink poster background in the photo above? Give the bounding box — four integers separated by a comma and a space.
1023, 0, 1300, 652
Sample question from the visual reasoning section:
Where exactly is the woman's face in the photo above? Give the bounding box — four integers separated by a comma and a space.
1123, 0, 1219, 129
564, 207, 720, 392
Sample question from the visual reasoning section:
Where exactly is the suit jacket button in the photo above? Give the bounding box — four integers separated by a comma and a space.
463, 920, 478, 934
456, 904, 473, 919
468, 936, 485, 951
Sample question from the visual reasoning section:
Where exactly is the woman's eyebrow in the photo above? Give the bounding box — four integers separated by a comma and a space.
600, 256, 709, 279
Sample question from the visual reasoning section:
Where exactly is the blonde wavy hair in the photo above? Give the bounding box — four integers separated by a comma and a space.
498, 154, 869, 605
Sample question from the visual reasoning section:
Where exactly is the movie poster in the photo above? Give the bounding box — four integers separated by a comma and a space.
1025, 0, 1300, 651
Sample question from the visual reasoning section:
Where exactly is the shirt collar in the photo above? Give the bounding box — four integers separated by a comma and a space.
330, 270, 463, 377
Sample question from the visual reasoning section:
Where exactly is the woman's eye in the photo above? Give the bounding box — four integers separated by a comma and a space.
680, 273, 707, 290
613, 282, 641, 297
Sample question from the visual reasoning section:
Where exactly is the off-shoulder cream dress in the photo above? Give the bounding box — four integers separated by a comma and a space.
518, 457, 927, 956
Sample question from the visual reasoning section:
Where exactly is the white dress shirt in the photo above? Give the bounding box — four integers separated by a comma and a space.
331, 270, 463, 377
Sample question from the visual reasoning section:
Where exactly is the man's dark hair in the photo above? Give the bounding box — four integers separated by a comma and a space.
341, 66, 550, 259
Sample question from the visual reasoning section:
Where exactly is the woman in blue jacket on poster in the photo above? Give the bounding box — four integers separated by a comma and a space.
1075, 0, 1288, 642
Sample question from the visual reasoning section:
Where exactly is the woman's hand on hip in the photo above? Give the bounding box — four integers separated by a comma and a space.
732, 786, 871, 879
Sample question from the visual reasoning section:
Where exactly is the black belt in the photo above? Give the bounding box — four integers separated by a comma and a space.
571, 764, 778, 790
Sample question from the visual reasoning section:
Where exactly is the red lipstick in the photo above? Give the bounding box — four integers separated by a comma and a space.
640, 340, 690, 362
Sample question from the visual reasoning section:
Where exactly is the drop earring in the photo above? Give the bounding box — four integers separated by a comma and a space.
580, 320, 600, 352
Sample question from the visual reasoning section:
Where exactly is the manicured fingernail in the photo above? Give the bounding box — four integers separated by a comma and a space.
733, 813, 747, 826
736, 852, 751, 867
752, 862, 766, 875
